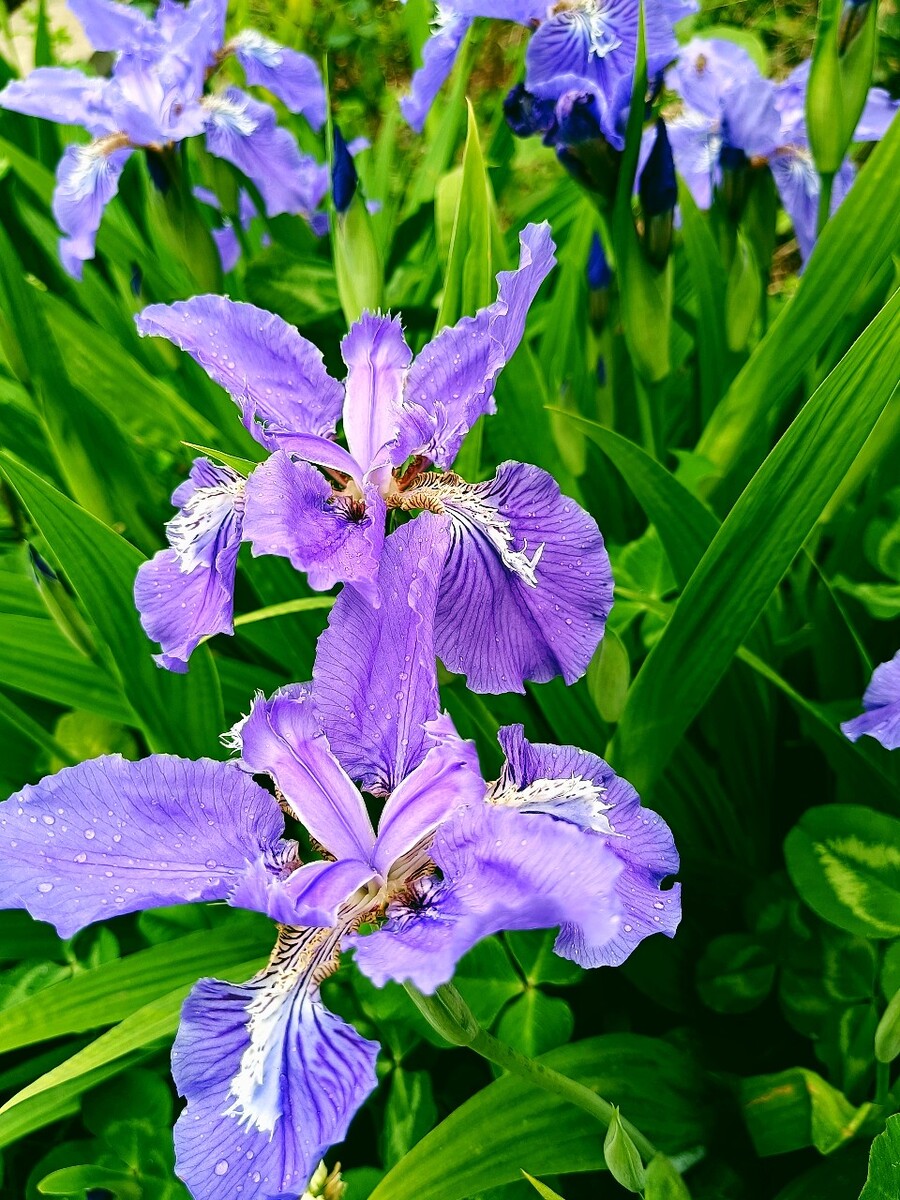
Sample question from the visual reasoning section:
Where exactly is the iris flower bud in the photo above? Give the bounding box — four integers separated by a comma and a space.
332, 125, 357, 214
838, 0, 871, 55
587, 232, 612, 331
638, 119, 676, 268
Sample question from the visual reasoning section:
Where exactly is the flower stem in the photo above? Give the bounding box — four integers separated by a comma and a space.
406, 982, 659, 1163
816, 172, 835, 238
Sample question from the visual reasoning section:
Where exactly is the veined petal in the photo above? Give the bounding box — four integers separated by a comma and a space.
53, 140, 132, 280
134, 459, 244, 671
0, 68, 114, 135
771, 150, 854, 262
340, 313, 413, 476
313, 516, 450, 796
841, 651, 900, 751
400, 12, 472, 132
104, 50, 207, 144
242, 452, 384, 594
204, 87, 327, 218
351, 801, 624, 993
853, 86, 899, 143
0, 755, 286, 938
136, 295, 344, 446
67, 0, 156, 52
433, 461, 613, 694
372, 740, 485, 876
231, 29, 327, 129
397, 222, 556, 468
230, 857, 376, 928
669, 37, 761, 121
668, 111, 718, 210
494, 726, 681, 967
159, 0, 228, 89
172, 927, 378, 1200
229, 684, 377, 864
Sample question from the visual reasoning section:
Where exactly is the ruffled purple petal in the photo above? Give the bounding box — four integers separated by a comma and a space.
401, 13, 472, 132
67, 0, 156, 52
159, 0, 228, 90
231, 30, 326, 129
313, 515, 450, 796
134, 459, 244, 671
230, 857, 376, 927
495, 725, 681, 967
172, 930, 378, 1200
0, 755, 286, 938
351, 801, 624, 993
841, 651, 900, 750
53, 141, 132, 280
340, 313, 413, 477
242, 451, 384, 594
104, 49, 207, 144
230, 684, 376, 863
433, 461, 613, 694
0, 68, 114, 135
203, 87, 326, 217
669, 37, 760, 121
136, 295, 344, 446
397, 222, 556, 468
372, 741, 485, 875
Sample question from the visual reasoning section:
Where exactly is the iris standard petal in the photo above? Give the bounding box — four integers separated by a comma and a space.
242, 451, 385, 594
231, 29, 327, 129
203, 87, 326, 217
0, 68, 114, 134
841, 651, 900, 750
669, 37, 761, 121
433, 460, 613, 694
0, 755, 286, 938
313, 516, 450, 796
136, 295, 344, 445
67, 0, 156, 52
494, 725, 681, 967
351, 801, 624, 993
134, 459, 244, 671
667, 111, 718, 210
103, 50, 207, 144
771, 151, 855, 262
53, 141, 132, 280
172, 927, 378, 1200
340, 312, 413, 477
230, 857, 377, 928
401, 12, 472, 132
397, 222, 556, 468
230, 684, 377, 863
853, 86, 900, 143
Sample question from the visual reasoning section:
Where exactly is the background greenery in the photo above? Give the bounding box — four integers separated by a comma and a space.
0, 0, 898, 1197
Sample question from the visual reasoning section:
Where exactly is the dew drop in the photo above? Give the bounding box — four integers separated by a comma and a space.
215, 1161, 229, 1176
37, 882, 53, 894
84, 830, 95, 840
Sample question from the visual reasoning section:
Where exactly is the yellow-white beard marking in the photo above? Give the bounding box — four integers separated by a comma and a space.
486, 774, 615, 834
202, 92, 260, 137
225, 924, 344, 1136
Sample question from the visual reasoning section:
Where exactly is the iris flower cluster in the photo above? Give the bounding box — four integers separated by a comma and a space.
0, 0, 328, 276
667, 38, 898, 260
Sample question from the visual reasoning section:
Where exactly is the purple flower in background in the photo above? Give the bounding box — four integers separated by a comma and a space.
666, 40, 898, 260
135, 222, 615, 693
0, 0, 327, 277
841, 651, 900, 750
404, 0, 697, 147
194, 187, 270, 273
0, 519, 680, 1200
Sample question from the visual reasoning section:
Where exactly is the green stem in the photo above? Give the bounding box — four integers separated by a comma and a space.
406, 983, 659, 1164
816, 172, 835, 238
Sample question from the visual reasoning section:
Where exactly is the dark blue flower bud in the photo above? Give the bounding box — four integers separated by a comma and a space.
718, 131, 750, 219
554, 91, 602, 146
332, 125, 357, 215
503, 83, 556, 139
638, 119, 676, 268
587, 233, 612, 331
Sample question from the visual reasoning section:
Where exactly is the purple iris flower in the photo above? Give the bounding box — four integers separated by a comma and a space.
769, 59, 898, 261
666, 41, 898, 260
0, 518, 680, 1200
403, 0, 697, 148
0, 0, 327, 277
194, 187, 271, 273
134, 222, 615, 693
841, 651, 900, 750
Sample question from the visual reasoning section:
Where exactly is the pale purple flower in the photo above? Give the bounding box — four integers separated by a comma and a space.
0, 518, 680, 1200
193, 186, 268, 274
404, 0, 697, 147
135, 222, 615, 693
0, 0, 327, 277
841, 651, 900, 750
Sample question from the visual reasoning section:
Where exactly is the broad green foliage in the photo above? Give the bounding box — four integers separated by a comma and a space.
0, 1, 898, 1199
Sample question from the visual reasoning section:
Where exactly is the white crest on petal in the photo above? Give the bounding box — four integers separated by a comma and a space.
202, 91, 259, 137
166, 477, 245, 574
486, 772, 615, 834
232, 29, 284, 68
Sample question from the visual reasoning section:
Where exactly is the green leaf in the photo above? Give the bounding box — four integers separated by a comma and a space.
860, 1114, 900, 1199
677, 184, 729, 418
644, 1155, 692, 1200
381, 1069, 438, 1169
875, 987, 900, 1064
522, 1172, 566, 1200
610, 288, 900, 791
604, 1108, 645, 1193
505, 930, 581, 988
785, 806, 900, 939
0, 455, 224, 757
740, 1068, 872, 1156
38, 1165, 141, 1199
496, 991, 574, 1058
368, 1035, 712, 1200
696, 935, 776, 1015
0, 916, 270, 1055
